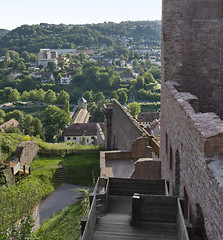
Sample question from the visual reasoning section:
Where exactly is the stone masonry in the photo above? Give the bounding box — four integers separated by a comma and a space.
161, 0, 223, 238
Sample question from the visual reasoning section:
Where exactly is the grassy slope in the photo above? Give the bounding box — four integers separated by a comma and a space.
34, 153, 99, 239
39, 194, 89, 240
0, 156, 62, 235
64, 153, 100, 186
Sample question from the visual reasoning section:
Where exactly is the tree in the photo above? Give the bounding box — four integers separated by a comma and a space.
127, 102, 141, 117
118, 90, 128, 105
64, 100, 70, 114
33, 118, 45, 140
83, 90, 93, 102
44, 105, 70, 141
57, 90, 70, 104
21, 91, 30, 101
94, 92, 105, 102
44, 90, 57, 104
47, 61, 57, 72
149, 65, 161, 81
36, 89, 45, 102
135, 76, 145, 89
111, 91, 119, 100
29, 89, 38, 101
8, 89, 20, 102
5, 110, 25, 123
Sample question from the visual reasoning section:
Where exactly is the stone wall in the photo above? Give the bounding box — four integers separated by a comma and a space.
105, 100, 144, 151
160, 81, 223, 238
15, 141, 39, 171
162, 0, 223, 118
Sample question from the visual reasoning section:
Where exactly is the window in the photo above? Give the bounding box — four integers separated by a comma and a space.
67, 137, 70, 140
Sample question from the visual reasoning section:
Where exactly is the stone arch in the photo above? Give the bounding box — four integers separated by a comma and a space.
173, 149, 181, 196
192, 204, 208, 240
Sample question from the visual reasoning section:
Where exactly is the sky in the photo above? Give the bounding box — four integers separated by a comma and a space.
0, 0, 162, 30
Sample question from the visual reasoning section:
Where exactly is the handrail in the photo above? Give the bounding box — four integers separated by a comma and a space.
176, 198, 190, 240
105, 178, 110, 212
81, 194, 97, 240
81, 177, 100, 240
165, 180, 169, 196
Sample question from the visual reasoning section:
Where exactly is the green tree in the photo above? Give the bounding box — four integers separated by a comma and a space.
118, 90, 128, 105
149, 65, 161, 80
127, 102, 141, 117
44, 90, 57, 104
33, 118, 45, 140
47, 61, 57, 72
44, 105, 70, 141
111, 90, 119, 100
36, 89, 45, 102
29, 89, 38, 101
8, 89, 20, 102
64, 100, 70, 114
83, 90, 93, 102
5, 110, 25, 123
94, 92, 105, 102
21, 91, 30, 101
135, 76, 145, 89
57, 90, 70, 104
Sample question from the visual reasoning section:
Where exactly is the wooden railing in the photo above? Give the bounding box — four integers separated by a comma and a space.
81, 177, 109, 240
176, 198, 190, 240
131, 194, 190, 240
81, 193, 97, 240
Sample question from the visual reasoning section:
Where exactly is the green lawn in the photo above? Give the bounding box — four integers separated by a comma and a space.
63, 153, 100, 186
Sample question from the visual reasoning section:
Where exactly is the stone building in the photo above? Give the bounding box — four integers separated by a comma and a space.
161, 0, 223, 238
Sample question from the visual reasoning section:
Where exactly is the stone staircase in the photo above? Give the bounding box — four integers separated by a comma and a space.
58, 164, 67, 183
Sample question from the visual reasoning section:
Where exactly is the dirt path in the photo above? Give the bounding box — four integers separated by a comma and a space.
32, 183, 89, 231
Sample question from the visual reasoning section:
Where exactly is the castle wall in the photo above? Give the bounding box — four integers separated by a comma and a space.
107, 100, 144, 151
160, 81, 223, 238
162, 0, 223, 118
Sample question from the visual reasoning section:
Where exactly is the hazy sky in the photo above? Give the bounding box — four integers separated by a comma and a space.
0, 0, 162, 30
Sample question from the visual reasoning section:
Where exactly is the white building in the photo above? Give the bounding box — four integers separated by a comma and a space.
64, 122, 104, 145
60, 74, 72, 85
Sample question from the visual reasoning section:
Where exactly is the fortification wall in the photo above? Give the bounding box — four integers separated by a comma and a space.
160, 81, 223, 238
162, 0, 223, 118
109, 100, 144, 151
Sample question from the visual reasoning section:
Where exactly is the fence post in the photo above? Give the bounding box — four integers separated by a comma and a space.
131, 193, 140, 226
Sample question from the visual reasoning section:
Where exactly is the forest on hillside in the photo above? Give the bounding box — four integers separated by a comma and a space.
0, 21, 161, 54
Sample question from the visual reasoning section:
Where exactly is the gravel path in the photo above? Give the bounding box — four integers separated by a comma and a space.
33, 183, 89, 231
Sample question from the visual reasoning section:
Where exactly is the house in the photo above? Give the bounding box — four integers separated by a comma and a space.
70, 63, 82, 70
38, 49, 58, 67
120, 71, 135, 82
9, 70, 22, 79
30, 71, 41, 79
150, 119, 160, 137
41, 72, 55, 83
137, 112, 160, 128
0, 118, 21, 133
60, 74, 72, 85
76, 49, 94, 56
64, 122, 104, 145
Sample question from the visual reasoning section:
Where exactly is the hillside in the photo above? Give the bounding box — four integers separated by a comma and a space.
0, 21, 161, 54
0, 29, 9, 39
